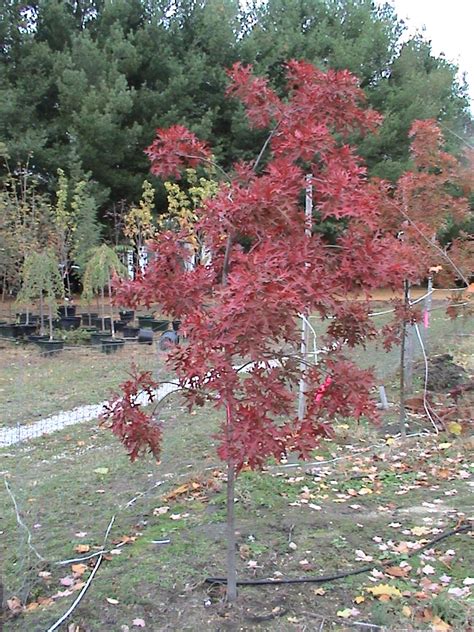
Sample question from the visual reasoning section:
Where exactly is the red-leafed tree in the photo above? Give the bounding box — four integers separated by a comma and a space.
382, 119, 471, 285
376, 119, 472, 434
103, 61, 421, 601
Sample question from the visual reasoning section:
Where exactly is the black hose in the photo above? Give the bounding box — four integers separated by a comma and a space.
205, 523, 471, 587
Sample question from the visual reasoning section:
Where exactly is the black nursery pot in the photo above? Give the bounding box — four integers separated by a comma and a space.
92, 317, 112, 330
81, 312, 98, 326
149, 319, 169, 332
137, 315, 154, 328
101, 338, 125, 354
113, 320, 126, 332
122, 325, 139, 338
90, 330, 111, 345
59, 316, 82, 330
58, 305, 77, 317
119, 310, 135, 322
15, 323, 38, 338
172, 319, 181, 332
28, 334, 49, 344
17, 313, 39, 324
0, 323, 15, 338
138, 328, 154, 345
37, 339, 64, 356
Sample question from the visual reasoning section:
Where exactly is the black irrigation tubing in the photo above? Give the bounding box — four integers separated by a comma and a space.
205, 523, 472, 587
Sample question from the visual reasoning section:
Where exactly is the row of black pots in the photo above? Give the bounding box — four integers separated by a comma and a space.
0, 323, 39, 338
16, 313, 40, 324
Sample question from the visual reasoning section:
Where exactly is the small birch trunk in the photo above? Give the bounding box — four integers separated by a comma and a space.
101, 286, 105, 331
399, 280, 410, 438
39, 293, 45, 336
48, 303, 53, 341
108, 275, 115, 338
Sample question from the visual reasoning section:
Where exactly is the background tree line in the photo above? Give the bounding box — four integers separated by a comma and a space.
1, 0, 472, 280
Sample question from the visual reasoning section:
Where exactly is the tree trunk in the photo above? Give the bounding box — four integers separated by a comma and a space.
422, 276, 433, 356
225, 461, 237, 602
65, 266, 72, 313
101, 286, 105, 330
225, 402, 237, 602
399, 280, 410, 438
48, 303, 53, 341
298, 175, 313, 420
108, 275, 115, 338
39, 293, 45, 336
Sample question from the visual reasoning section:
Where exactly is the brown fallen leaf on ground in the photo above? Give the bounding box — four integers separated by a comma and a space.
74, 544, 90, 553
162, 481, 202, 501
71, 563, 88, 576
7, 597, 23, 614
385, 565, 410, 578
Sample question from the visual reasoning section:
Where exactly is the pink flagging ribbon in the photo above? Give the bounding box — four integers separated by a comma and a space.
423, 310, 430, 329
314, 376, 333, 403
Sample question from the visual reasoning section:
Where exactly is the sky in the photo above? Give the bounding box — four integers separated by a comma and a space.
376, 0, 474, 109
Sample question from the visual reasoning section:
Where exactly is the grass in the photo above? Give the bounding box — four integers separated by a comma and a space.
1, 386, 472, 631
0, 340, 168, 427
1, 299, 469, 429
1, 303, 472, 630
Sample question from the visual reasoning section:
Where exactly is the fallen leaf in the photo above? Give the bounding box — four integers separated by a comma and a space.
421, 564, 436, 575
94, 467, 109, 475
37, 596, 54, 607
153, 506, 170, 516
447, 422, 462, 436
38, 571, 52, 578
51, 589, 73, 599
354, 595, 365, 604
448, 586, 470, 597
313, 587, 326, 596
74, 544, 90, 554
163, 481, 201, 501
7, 597, 23, 614
402, 605, 412, 617
366, 583, 402, 599
411, 526, 431, 536
60, 577, 75, 587
355, 549, 373, 562
106, 597, 119, 605
386, 566, 410, 578
71, 564, 88, 576
358, 487, 373, 496
132, 619, 146, 628
431, 616, 451, 631
337, 608, 360, 618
